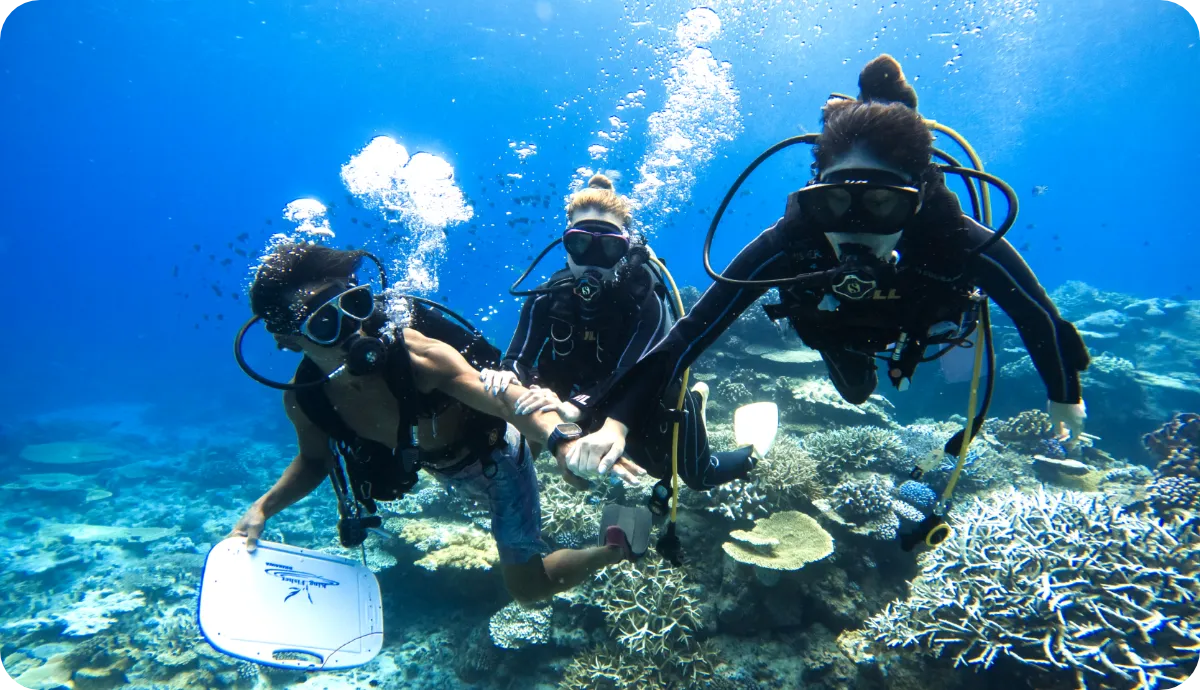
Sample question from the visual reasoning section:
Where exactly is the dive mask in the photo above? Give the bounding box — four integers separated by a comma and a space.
299, 284, 376, 345
563, 219, 630, 270
797, 169, 921, 234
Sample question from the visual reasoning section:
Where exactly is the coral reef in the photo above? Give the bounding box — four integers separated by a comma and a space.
538, 470, 608, 548
716, 379, 753, 405
864, 487, 1200, 689
993, 410, 1056, 451
802, 426, 906, 477
896, 480, 937, 509
750, 433, 824, 508
722, 511, 834, 581
392, 517, 499, 571
559, 556, 719, 689
705, 479, 769, 521
488, 601, 552, 649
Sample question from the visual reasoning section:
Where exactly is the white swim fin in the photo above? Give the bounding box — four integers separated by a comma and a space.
734, 401, 779, 460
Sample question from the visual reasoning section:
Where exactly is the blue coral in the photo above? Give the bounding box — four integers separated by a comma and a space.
897, 481, 937, 508
1033, 438, 1067, 460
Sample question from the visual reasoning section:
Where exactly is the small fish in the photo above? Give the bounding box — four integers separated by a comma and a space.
194, 324, 199, 329
1032, 185, 1049, 197
1052, 234, 1060, 241
467, 228, 477, 235
526, 255, 533, 261
347, 244, 357, 250
216, 314, 224, 321
237, 233, 249, 242
234, 248, 247, 257
203, 314, 210, 321
209, 254, 216, 261
211, 284, 223, 297
1026, 223, 1035, 229
226, 242, 233, 249
220, 258, 232, 266
193, 244, 201, 251
1019, 243, 1031, 252
1187, 285, 1194, 292
1143, 240, 1151, 246
231, 293, 240, 301
489, 202, 495, 208
739, 189, 752, 197
387, 235, 402, 245
1054, 246, 1062, 252
172, 265, 179, 277
265, 219, 273, 225
362, 222, 372, 229
351, 217, 359, 224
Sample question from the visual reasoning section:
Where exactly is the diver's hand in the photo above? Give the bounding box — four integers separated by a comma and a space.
556, 401, 584, 423
479, 369, 519, 396
564, 419, 645, 484
1049, 400, 1087, 449
515, 386, 562, 415
229, 503, 267, 552
552, 439, 591, 490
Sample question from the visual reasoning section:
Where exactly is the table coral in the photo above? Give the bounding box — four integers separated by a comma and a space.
721, 511, 834, 574
864, 487, 1200, 690
54, 589, 145, 636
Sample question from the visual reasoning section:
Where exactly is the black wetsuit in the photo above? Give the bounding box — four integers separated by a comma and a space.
599, 175, 1090, 427
502, 263, 755, 491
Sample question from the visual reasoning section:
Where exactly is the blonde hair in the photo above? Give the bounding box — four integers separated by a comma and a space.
566, 174, 633, 227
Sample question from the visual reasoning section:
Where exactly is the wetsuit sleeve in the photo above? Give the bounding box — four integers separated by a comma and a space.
596, 226, 791, 428
570, 285, 671, 411
965, 217, 1090, 403
500, 294, 550, 385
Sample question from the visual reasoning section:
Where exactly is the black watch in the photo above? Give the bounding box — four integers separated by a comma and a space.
546, 423, 583, 456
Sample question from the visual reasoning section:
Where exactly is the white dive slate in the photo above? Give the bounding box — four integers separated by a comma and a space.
198, 538, 383, 671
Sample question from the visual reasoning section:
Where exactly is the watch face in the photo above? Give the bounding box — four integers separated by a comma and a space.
557, 423, 583, 435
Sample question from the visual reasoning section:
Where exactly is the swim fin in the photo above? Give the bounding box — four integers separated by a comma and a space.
734, 401, 779, 460
599, 504, 653, 560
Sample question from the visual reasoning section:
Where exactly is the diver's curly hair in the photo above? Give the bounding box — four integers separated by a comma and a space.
249, 242, 369, 334
814, 55, 932, 180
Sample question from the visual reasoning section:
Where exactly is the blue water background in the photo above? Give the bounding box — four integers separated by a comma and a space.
0, 0, 1197, 427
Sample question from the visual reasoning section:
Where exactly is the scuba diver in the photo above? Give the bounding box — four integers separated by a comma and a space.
228, 241, 648, 604
567, 55, 1091, 498
482, 174, 776, 527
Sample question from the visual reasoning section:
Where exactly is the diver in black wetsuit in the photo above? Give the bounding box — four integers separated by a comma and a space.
567, 55, 1091, 479
480, 174, 762, 511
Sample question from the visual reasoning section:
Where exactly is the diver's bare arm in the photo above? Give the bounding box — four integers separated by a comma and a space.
406, 329, 564, 445
254, 392, 336, 519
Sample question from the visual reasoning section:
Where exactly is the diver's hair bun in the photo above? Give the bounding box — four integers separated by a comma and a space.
587, 174, 615, 191
858, 54, 918, 109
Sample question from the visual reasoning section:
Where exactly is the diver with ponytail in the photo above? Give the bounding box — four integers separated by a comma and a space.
570, 55, 1091, 498
482, 174, 766, 529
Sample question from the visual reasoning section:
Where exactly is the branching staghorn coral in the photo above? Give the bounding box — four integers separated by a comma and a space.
864, 487, 1200, 690
538, 471, 609, 548
803, 426, 905, 476
558, 555, 719, 689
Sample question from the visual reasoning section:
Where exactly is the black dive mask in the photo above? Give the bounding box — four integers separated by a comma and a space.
233, 252, 393, 391
829, 243, 899, 301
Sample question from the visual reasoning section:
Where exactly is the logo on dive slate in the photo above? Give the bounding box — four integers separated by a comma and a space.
265, 563, 340, 604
